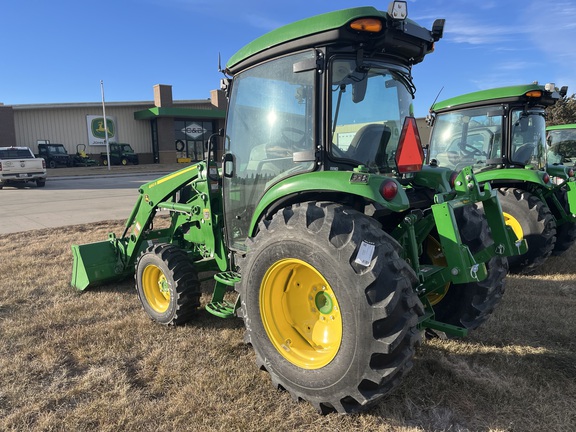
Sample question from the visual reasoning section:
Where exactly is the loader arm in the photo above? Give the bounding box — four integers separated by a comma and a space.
71, 161, 227, 290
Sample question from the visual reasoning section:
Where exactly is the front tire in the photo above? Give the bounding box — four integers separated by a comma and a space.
548, 187, 576, 255
135, 243, 200, 325
237, 202, 423, 414
497, 188, 556, 273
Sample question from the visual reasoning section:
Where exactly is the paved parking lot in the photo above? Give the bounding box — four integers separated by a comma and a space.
0, 163, 188, 234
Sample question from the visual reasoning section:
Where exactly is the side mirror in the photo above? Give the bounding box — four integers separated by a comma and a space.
223, 153, 234, 178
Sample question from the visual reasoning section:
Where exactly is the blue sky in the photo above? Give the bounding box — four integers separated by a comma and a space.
2, 0, 575, 117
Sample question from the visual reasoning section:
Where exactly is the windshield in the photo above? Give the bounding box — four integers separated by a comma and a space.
429, 106, 546, 171
0, 148, 34, 159
329, 59, 414, 173
48, 145, 67, 154
547, 127, 576, 166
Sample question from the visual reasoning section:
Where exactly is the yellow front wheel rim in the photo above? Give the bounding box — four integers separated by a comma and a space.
142, 264, 170, 313
260, 258, 342, 369
503, 211, 524, 240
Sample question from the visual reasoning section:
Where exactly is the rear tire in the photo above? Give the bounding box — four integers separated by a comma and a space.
424, 204, 508, 335
237, 202, 423, 414
36, 179, 46, 188
497, 188, 556, 274
135, 243, 200, 325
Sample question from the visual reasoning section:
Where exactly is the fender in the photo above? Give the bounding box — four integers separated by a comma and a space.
248, 170, 409, 236
474, 167, 549, 185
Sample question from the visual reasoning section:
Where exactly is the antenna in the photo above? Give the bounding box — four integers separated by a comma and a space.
429, 86, 444, 112
218, 52, 222, 73
426, 86, 444, 127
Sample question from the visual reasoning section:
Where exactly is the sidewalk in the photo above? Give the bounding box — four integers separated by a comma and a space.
47, 162, 188, 180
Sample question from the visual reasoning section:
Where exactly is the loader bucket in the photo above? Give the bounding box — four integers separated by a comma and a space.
71, 240, 128, 290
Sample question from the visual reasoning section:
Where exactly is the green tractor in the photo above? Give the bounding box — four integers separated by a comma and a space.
427, 83, 576, 273
71, 2, 524, 414
547, 123, 576, 167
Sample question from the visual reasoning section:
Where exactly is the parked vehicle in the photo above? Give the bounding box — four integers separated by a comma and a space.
36, 142, 72, 168
427, 83, 576, 273
100, 143, 139, 166
0, 146, 47, 189
71, 2, 524, 414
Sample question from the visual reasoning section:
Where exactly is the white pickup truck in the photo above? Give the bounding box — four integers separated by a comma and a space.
0, 146, 47, 189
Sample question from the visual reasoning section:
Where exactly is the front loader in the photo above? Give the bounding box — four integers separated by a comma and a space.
427, 83, 576, 273
71, 2, 525, 414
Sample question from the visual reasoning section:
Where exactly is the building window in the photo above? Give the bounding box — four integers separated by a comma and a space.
174, 120, 214, 161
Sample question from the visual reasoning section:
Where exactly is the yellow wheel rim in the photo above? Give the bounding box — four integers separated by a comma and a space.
503, 211, 524, 240
142, 264, 170, 313
260, 258, 342, 369
425, 236, 450, 306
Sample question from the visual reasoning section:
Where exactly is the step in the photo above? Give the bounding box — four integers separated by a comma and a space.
205, 300, 236, 319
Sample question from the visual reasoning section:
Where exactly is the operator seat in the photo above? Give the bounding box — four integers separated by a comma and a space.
512, 144, 535, 165
346, 124, 392, 169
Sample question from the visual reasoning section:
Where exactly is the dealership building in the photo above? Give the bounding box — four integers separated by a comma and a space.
0, 84, 227, 164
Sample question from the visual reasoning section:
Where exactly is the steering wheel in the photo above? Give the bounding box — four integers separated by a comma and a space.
281, 127, 306, 147
460, 142, 487, 157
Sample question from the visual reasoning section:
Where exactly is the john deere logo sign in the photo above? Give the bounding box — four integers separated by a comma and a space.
86, 115, 118, 145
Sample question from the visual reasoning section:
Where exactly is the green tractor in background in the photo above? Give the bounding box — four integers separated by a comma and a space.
71, 2, 524, 414
547, 123, 576, 167
427, 83, 576, 274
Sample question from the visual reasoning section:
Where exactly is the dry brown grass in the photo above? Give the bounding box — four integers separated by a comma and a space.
1, 222, 575, 432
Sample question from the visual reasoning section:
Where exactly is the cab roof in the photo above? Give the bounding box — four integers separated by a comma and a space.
225, 6, 439, 74
432, 83, 560, 113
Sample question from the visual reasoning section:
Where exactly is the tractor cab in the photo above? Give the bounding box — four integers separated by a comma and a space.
428, 84, 564, 172
221, 6, 440, 251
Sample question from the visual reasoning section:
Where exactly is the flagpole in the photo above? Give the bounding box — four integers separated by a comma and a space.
100, 80, 111, 170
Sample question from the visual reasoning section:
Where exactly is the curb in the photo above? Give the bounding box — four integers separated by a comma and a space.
48, 171, 174, 181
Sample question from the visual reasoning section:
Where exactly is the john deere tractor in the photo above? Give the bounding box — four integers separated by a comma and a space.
71, 2, 524, 414
427, 83, 576, 273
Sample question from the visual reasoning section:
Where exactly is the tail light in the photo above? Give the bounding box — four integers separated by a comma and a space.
380, 179, 398, 200
568, 168, 574, 178
42, 159, 46, 169
449, 171, 459, 188
542, 172, 550, 184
